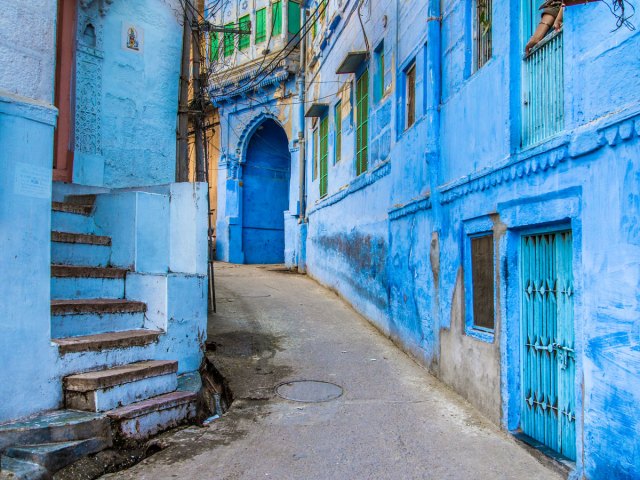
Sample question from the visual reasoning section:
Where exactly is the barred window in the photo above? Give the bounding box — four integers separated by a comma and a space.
475, 0, 492, 70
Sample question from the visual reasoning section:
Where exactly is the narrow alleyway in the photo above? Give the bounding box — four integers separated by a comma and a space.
105, 264, 562, 480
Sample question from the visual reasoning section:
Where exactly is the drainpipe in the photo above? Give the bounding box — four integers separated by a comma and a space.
296, 3, 308, 272
297, 4, 307, 224
425, 0, 442, 372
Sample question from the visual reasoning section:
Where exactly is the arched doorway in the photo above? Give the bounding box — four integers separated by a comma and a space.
242, 119, 291, 264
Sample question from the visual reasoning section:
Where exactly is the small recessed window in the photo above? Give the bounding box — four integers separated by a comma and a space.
470, 234, 495, 330
474, 0, 492, 70
405, 62, 416, 130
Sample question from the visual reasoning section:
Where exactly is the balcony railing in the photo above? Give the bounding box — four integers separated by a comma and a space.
521, 30, 564, 147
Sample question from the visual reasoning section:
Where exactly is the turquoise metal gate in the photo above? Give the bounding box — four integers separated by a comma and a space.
520, 230, 576, 461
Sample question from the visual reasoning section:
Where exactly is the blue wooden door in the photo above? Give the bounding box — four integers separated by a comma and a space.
520, 231, 576, 460
242, 120, 290, 264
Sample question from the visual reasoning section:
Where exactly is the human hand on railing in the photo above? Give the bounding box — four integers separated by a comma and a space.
553, 7, 564, 31
525, 13, 556, 56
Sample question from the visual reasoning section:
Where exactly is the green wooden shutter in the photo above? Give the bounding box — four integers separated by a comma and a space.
355, 69, 369, 175
288, 0, 300, 34
334, 101, 342, 163
255, 8, 267, 43
238, 15, 250, 50
312, 127, 319, 180
223, 23, 234, 57
319, 116, 329, 197
272, 1, 282, 35
210, 32, 219, 62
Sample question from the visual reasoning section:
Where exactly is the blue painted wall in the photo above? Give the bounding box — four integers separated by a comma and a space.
213, 0, 640, 476
72, 0, 182, 187
290, 0, 640, 477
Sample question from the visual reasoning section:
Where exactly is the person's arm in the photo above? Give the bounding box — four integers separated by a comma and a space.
525, 13, 555, 56
553, 7, 564, 31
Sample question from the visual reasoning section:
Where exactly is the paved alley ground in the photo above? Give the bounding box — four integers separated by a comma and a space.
104, 264, 562, 480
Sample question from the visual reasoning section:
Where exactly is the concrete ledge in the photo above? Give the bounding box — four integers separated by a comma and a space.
0, 90, 58, 126
51, 299, 145, 315
64, 361, 177, 392
53, 330, 162, 354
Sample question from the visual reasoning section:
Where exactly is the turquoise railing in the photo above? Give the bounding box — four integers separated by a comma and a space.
521, 30, 564, 147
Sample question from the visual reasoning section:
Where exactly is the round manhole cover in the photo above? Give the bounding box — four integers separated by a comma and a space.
275, 380, 343, 403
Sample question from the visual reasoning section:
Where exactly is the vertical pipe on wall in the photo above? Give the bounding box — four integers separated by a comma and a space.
297, 3, 307, 222
425, 0, 443, 367
177, 8, 192, 182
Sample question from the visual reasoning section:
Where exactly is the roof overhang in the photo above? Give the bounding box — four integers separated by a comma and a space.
305, 103, 330, 118
336, 51, 369, 74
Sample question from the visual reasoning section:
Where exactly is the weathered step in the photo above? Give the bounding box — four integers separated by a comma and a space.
4, 438, 109, 474
64, 360, 178, 412
51, 232, 111, 267
108, 391, 197, 442
51, 299, 145, 315
0, 410, 109, 454
51, 231, 111, 246
51, 266, 127, 300
65, 194, 96, 206
52, 202, 92, 216
53, 330, 162, 355
0, 456, 48, 480
51, 265, 127, 279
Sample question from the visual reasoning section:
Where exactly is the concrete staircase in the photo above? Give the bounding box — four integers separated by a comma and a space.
51, 195, 198, 434
0, 194, 199, 478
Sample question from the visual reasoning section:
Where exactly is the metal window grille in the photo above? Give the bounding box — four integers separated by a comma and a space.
471, 235, 495, 330
223, 23, 234, 57
256, 8, 267, 43
355, 69, 369, 176
319, 116, 329, 197
288, 0, 301, 34
406, 63, 416, 129
312, 127, 319, 180
210, 32, 219, 62
272, 0, 282, 36
334, 101, 342, 163
238, 15, 250, 50
521, 1, 564, 147
475, 0, 492, 70
520, 231, 576, 461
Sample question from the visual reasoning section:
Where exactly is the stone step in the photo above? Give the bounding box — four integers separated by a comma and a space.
51, 241, 111, 268
51, 299, 145, 315
107, 391, 197, 442
65, 194, 97, 206
51, 231, 111, 246
64, 360, 178, 412
3, 438, 109, 474
53, 330, 162, 355
51, 300, 146, 337
51, 266, 127, 300
0, 456, 48, 480
52, 202, 93, 216
0, 410, 109, 454
52, 206, 97, 235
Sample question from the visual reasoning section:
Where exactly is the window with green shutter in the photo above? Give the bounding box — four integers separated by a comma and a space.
288, 0, 300, 34
210, 32, 219, 62
319, 115, 329, 197
355, 69, 369, 176
334, 101, 342, 163
238, 15, 250, 50
223, 23, 234, 57
312, 127, 319, 180
255, 8, 267, 43
272, 1, 282, 36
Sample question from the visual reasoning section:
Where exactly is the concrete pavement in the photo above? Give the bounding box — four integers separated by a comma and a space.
103, 263, 562, 480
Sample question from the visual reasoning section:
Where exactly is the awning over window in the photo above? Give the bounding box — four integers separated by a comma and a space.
336, 51, 369, 74
305, 103, 329, 118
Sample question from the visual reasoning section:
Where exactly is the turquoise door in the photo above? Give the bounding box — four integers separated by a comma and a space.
520, 231, 576, 461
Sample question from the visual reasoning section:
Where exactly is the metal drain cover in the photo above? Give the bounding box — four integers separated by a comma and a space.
275, 380, 343, 403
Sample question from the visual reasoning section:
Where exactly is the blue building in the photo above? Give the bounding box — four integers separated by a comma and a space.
0, 0, 208, 472
211, 0, 640, 477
